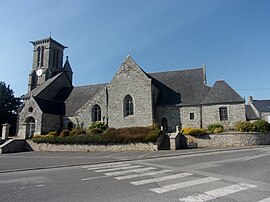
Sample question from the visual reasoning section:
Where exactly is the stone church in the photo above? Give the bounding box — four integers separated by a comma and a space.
17, 37, 246, 138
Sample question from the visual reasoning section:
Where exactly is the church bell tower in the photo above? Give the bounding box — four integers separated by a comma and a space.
28, 37, 67, 92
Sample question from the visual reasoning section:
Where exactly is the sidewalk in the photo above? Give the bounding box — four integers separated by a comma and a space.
0, 146, 262, 173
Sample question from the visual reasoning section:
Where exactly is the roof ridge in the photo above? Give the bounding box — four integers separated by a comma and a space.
148, 67, 203, 74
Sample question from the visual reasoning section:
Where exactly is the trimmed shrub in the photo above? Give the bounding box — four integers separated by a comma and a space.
89, 121, 108, 131
235, 121, 254, 132
181, 128, 207, 136
89, 128, 104, 135
253, 120, 270, 133
208, 124, 224, 133
70, 128, 86, 136
59, 129, 70, 137
32, 126, 161, 145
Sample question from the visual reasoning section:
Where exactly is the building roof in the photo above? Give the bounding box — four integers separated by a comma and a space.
34, 97, 65, 115
65, 83, 107, 116
201, 80, 244, 105
149, 68, 210, 105
245, 105, 259, 120
252, 99, 270, 112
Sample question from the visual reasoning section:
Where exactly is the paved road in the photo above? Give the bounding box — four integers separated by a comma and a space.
1, 147, 270, 201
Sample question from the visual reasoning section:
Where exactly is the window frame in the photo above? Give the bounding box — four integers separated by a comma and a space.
190, 113, 195, 120
123, 95, 134, 117
219, 107, 228, 121
92, 104, 101, 122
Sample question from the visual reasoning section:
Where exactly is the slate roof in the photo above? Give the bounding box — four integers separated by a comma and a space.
201, 80, 244, 105
34, 97, 65, 115
22, 73, 63, 99
252, 100, 270, 112
245, 105, 259, 120
149, 68, 210, 105
65, 83, 107, 116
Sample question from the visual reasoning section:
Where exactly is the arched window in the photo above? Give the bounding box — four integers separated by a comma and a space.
40, 46, 44, 66
219, 107, 228, 121
37, 47, 41, 67
161, 117, 168, 131
92, 105, 101, 122
25, 117, 35, 138
124, 95, 134, 117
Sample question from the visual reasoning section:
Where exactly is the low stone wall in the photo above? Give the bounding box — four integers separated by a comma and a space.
184, 132, 270, 148
26, 140, 158, 152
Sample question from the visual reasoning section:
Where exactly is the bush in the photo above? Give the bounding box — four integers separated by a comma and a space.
253, 120, 270, 133
89, 128, 104, 135
59, 129, 70, 137
70, 128, 86, 136
32, 126, 161, 145
89, 121, 108, 131
235, 121, 254, 132
208, 124, 224, 133
181, 127, 207, 136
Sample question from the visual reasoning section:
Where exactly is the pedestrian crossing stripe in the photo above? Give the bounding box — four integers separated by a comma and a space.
115, 169, 172, 180
150, 177, 220, 194
130, 172, 193, 185
178, 183, 257, 202
87, 163, 132, 170
105, 167, 157, 176
257, 197, 270, 202
95, 165, 143, 172
82, 162, 125, 169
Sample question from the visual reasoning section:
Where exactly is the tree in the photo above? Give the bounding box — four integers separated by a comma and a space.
0, 81, 21, 135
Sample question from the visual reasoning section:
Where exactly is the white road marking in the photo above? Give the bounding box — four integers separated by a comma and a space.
87, 163, 132, 171
115, 169, 172, 180
150, 177, 220, 194
179, 183, 257, 202
257, 197, 270, 202
81, 175, 111, 181
105, 167, 156, 176
81, 162, 124, 169
130, 172, 193, 185
95, 165, 142, 172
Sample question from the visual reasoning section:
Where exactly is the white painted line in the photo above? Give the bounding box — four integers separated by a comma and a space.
87, 163, 132, 171
179, 183, 257, 202
82, 162, 124, 169
81, 175, 111, 181
36, 184, 44, 187
95, 165, 142, 172
257, 197, 270, 202
105, 167, 156, 176
130, 172, 193, 185
150, 177, 220, 194
115, 169, 172, 180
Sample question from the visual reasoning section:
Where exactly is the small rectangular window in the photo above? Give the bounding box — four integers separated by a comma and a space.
190, 113, 194, 120
219, 107, 228, 121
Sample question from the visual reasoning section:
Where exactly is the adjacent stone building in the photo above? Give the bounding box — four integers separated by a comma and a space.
246, 96, 270, 123
17, 37, 246, 138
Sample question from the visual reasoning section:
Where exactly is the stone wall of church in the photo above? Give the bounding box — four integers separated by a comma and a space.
17, 97, 43, 138
76, 88, 107, 128
202, 103, 246, 130
41, 113, 61, 134
180, 106, 201, 129
156, 106, 180, 132
107, 58, 154, 128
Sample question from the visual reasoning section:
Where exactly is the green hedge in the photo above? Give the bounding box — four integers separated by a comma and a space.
32, 126, 162, 145
235, 120, 270, 133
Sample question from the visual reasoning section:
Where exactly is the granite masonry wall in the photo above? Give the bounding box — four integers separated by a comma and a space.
26, 141, 157, 152
184, 132, 270, 148
156, 106, 180, 132
180, 106, 201, 129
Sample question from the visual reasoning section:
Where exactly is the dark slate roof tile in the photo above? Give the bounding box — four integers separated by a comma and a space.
201, 80, 244, 105
252, 100, 270, 112
65, 83, 107, 116
149, 68, 210, 105
34, 97, 65, 115
245, 105, 259, 120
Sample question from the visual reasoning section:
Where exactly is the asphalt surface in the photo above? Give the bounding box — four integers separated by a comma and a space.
0, 146, 260, 173
1, 146, 270, 202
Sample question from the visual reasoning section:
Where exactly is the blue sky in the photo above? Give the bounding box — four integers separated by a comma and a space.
0, 0, 269, 100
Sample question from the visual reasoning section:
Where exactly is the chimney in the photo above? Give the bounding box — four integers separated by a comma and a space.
248, 96, 253, 105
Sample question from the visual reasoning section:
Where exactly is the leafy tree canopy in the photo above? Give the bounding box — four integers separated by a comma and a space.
0, 81, 21, 125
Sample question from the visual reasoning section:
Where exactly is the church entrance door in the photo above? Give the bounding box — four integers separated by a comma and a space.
25, 117, 35, 138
